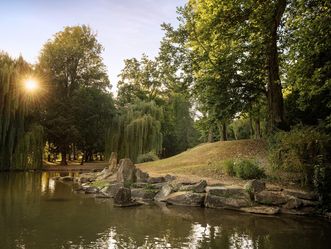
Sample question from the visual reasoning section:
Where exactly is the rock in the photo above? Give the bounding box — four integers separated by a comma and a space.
104, 183, 124, 197
60, 176, 74, 182
244, 180, 266, 199
164, 174, 176, 181
206, 186, 248, 198
135, 168, 149, 182
113, 187, 140, 207
283, 189, 318, 201
131, 188, 157, 201
79, 177, 90, 184
150, 182, 167, 189
255, 190, 289, 205
179, 180, 207, 193
205, 192, 251, 209
131, 182, 148, 188
116, 158, 136, 184
147, 176, 165, 184
165, 192, 205, 207
52, 176, 60, 181
155, 183, 174, 201
240, 206, 280, 215
283, 197, 303, 209
85, 186, 99, 194
108, 152, 119, 173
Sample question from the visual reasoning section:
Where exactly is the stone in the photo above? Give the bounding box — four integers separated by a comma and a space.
179, 180, 207, 193
116, 158, 136, 184
204, 192, 251, 209
85, 186, 99, 194
60, 176, 74, 181
164, 174, 176, 181
283, 189, 318, 201
113, 187, 140, 207
131, 188, 157, 201
131, 182, 148, 188
108, 152, 119, 173
135, 168, 149, 182
165, 192, 205, 207
104, 183, 124, 197
206, 186, 248, 198
155, 183, 174, 201
280, 207, 315, 215
244, 180, 266, 195
240, 206, 280, 215
255, 190, 289, 205
96, 168, 113, 181
150, 182, 167, 189
147, 176, 165, 184
283, 197, 303, 209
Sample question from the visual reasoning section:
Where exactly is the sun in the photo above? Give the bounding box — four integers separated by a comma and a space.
24, 79, 39, 92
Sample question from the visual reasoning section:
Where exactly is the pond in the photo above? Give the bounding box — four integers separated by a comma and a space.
0, 172, 330, 249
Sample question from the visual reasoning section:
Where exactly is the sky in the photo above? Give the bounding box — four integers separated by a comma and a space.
0, 0, 186, 93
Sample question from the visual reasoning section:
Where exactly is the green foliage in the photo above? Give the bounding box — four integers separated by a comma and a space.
105, 101, 163, 162
137, 151, 159, 164
269, 126, 331, 185
38, 25, 111, 164
222, 159, 265, 180
233, 160, 265, 180
0, 53, 43, 170
222, 160, 235, 177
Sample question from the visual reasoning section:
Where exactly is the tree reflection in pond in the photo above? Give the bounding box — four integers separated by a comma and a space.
0, 172, 330, 249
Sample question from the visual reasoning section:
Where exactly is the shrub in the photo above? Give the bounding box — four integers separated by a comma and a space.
223, 159, 236, 176
269, 125, 331, 186
233, 160, 265, 180
136, 151, 159, 163
222, 159, 265, 180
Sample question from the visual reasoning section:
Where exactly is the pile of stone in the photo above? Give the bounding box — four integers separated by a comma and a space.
56, 157, 319, 216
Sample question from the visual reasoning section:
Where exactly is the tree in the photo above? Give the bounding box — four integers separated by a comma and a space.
105, 101, 163, 162
38, 25, 110, 165
0, 53, 43, 170
72, 87, 115, 163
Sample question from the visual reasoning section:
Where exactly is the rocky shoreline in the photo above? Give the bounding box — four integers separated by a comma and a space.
53, 158, 330, 219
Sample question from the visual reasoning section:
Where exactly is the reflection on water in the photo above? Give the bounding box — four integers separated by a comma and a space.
0, 172, 330, 249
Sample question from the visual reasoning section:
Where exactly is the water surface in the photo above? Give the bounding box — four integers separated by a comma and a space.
1, 172, 330, 249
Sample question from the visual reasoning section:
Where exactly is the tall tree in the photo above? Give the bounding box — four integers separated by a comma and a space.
38, 25, 110, 165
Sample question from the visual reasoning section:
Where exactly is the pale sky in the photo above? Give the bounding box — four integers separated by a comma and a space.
0, 0, 186, 93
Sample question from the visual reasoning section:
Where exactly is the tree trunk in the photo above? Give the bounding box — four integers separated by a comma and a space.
60, 151, 67, 166
255, 118, 262, 139
267, 0, 287, 132
80, 152, 85, 165
208, 128, 213, 143
73, 144, 77, 160
249, 116, 254, 139
221, 122, 227, 141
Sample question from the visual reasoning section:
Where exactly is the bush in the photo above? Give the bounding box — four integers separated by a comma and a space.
233, 160, 265, 180
222, 159, 265, 180
269, 125, 331, 186
223, 160, 236, 176
136, 151, 159, 163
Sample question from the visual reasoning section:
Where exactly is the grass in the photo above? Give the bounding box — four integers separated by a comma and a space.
137, 139, 268, 180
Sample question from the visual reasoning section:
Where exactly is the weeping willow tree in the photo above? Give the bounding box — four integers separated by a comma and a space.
0, 52, 43, 170
105, 101, 163, 162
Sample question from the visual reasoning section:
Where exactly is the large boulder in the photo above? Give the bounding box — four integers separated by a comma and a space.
113, 187, 140, 207
147, 176, 165, 184
283, 189, 318, 201
165, 192, 205, 207
255, 190, 289, 205
103, 183, 124, 197
131, 188, 157, 201
179, 180, 207, 193
244, 180, 266, 200
108, 152, 119, 173
85, 186, 99, 194
155, 183, 174, 201
204, 186, 251, 209
116, 158, 137, 184
135, 168, 149, 182
205, 193, 251, 209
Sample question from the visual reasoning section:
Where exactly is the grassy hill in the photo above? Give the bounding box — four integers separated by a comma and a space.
138, 139, 268, 181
